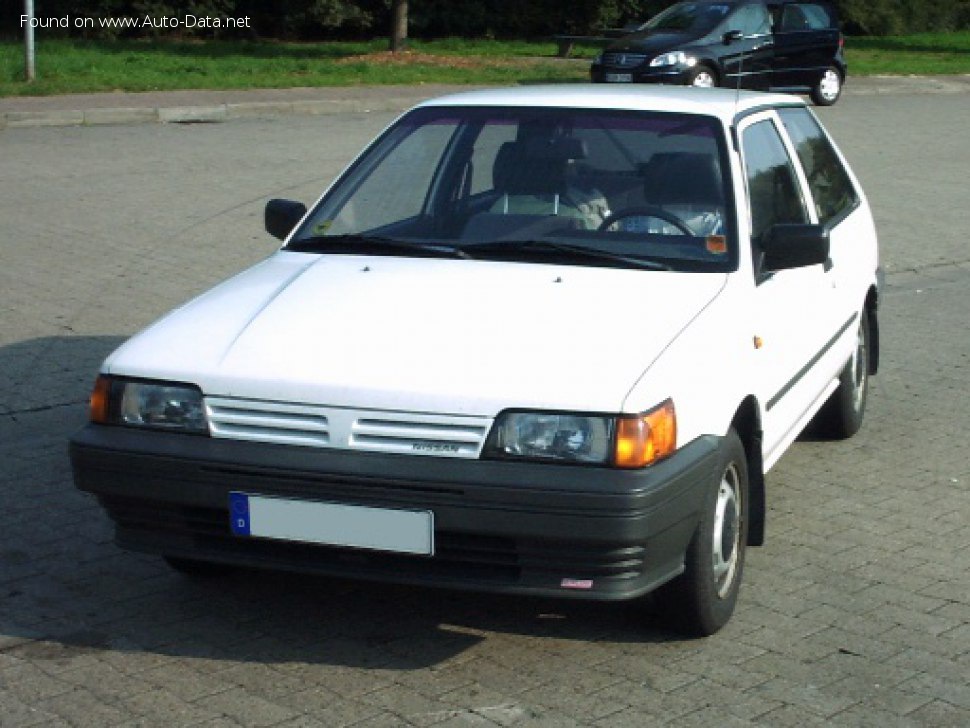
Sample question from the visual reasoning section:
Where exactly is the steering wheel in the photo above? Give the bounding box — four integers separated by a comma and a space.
597, 206, 694, 236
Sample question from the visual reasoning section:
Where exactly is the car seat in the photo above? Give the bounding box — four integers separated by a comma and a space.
640, 152, 725, 236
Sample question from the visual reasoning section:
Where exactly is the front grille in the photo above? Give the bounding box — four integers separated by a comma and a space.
351, 417, 486, 457
602, 52, 647, 68
205, 397, 490, 458
99, 496, 646, 589
207, 399, 330, 447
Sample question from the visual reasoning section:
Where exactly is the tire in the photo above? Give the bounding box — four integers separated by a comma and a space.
811, 66, 843, 106
816, 310, 870, 439
656, 430, 748, 636
687, 65, 718, 89
164, 555, 232, 577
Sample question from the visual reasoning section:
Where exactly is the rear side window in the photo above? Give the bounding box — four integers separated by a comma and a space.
777, 3, 834, 31
741, 119, 809, 242
799, 3, 835, 29
778, 108, 859, 225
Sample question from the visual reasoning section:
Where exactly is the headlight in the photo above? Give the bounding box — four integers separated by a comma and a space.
649, 51, 690, 67
90, 375, 207, 433
487, 412, 615, 464
484, 400, 676, 468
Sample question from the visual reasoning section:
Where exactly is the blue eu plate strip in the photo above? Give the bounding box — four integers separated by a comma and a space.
229, 492, 251, 535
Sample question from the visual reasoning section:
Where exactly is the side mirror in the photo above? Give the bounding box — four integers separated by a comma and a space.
265, 199, 307, 241
761, 223, 829, 271
723, 29, 744, 44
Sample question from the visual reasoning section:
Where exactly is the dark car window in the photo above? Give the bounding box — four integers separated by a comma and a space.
777, 3, 834, 31
644, 2, 735, 33
742, 119, 809, 242
778, 108, 858, 225
798, 3, 835, 29
727, 3, 772, 36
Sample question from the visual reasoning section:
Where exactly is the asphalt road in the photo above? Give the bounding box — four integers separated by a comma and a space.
1, 90, 968, 726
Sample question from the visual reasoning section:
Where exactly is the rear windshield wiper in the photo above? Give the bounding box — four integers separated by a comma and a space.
461, 239, 672, 271
287, 234, 470, 259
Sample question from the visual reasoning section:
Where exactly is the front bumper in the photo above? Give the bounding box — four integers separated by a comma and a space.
590, 64, 691, 85
70, 424, 720, 601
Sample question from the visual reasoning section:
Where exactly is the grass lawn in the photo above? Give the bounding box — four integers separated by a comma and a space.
1, 33, 968, 97
847, 31, 970, 75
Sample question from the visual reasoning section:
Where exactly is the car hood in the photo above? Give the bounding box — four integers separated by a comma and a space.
105, 253, 726, 416
605, 31, 695, 56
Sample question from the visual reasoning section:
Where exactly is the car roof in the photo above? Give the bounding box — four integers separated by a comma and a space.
417, 84, 804, 126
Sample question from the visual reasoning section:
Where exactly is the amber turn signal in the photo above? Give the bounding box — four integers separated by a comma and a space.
614, 399, 677, 468
89, 375, 111, 423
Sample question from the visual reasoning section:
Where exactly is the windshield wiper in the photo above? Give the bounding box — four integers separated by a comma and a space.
288, 234, 470, 259
462, 239, 673, 271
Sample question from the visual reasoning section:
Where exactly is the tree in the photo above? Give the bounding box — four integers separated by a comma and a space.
390, 0, 407, 51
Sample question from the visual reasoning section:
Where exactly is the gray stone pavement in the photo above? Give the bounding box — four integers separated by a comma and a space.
1, 74, 968, 128
1, 92, 969, 726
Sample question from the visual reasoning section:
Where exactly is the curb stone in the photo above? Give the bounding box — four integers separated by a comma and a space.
2, 75, 969, 129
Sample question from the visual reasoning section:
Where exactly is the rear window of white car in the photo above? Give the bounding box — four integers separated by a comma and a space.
778, 107, 859, 226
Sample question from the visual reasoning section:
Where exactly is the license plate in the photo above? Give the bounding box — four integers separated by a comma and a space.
229, 492, 434, 555
605, 73, 633, 83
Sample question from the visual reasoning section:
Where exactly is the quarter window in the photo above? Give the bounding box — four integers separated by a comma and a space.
741, 119, 809, 243
778, 108, 859, 225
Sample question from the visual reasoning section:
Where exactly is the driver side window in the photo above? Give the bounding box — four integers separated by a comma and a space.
728, 3, 772, 36
742, 119, 809, 244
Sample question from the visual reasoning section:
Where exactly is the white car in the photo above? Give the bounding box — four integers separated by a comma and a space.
71, 85, 880, 635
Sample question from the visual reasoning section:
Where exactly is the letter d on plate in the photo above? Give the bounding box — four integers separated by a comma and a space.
229, 492, 251, 535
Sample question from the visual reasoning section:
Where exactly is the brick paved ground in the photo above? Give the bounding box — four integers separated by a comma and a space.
1, 90, 968, 726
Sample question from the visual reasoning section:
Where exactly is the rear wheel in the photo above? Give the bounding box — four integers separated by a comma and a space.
687, 65, 718, 88
656, 430, 748, 636
811, 67, 843, 106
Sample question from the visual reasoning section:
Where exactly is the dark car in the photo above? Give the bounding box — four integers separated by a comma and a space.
590, 0, 846, 105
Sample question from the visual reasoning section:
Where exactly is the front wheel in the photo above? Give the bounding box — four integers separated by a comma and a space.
811, 67, 843, 106
687, 65, 718, 89
656, 430, 748, 636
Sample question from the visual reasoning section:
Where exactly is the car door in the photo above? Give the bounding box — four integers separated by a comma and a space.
718, 2, 774, 90
737, 111, 841, 468
769, 2, 840, 88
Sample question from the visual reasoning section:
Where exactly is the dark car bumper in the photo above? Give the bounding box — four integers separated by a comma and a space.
70, 424, 720, 601
590, 64, 691, 85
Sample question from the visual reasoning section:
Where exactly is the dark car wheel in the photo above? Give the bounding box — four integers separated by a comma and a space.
655, 429, 748, 636
811, 67, 843, 106
687, 65, 718, 88
815, 310, 870, 438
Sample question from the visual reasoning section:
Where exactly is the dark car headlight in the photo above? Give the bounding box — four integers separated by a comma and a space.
90, 375, 207, 434
649, 51, 691, 68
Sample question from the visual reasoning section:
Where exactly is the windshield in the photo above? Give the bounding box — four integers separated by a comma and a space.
290, 106, 735, 272
643, 2, 735, 32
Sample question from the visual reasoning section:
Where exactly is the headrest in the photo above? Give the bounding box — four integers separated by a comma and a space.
492, 139, 585, 195
641, 152, 724, 206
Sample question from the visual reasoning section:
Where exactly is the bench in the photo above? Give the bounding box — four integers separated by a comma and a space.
553, 25, 642, 57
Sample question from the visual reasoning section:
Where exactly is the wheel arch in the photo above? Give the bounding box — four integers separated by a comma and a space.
730, 396, 765, 546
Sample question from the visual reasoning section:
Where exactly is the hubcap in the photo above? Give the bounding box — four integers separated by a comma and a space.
692, 71, 715, 88
712, 463, 741, 598
820, 69, 841, 101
